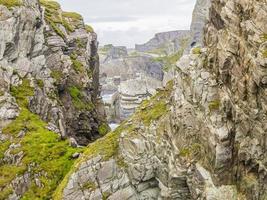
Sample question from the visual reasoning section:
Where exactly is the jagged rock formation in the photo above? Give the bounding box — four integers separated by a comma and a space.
58, 0, 267, 199
0, 0, 108, 199
188, 0, 211, 48
135, 30, 190, 55
0, 0, 107, 145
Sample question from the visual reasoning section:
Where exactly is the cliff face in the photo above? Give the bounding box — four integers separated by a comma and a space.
59, 0, 267, 200
0, 0, 108, 199
0, 0, 106, 145
189, 0, 211, 47
100, 44, 128, 63
135, 30, 190, 55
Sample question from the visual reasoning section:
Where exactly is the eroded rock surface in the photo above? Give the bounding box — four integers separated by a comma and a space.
135, 30, 190, 55
0, 0, 108, 199
60, 0, 267, 199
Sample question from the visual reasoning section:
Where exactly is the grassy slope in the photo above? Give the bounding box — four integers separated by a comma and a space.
53, 80, 174, 199
0, 80, 84, 200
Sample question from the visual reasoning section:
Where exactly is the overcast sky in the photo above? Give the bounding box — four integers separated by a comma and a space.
57, 0, 196, 48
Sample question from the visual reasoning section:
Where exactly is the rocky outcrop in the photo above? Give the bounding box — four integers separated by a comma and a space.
0, 0, 106, 145
100, 54, 163, 81
0, 0, 108, 199
135, 30, 190, 55
100, 44, 128, 63
59, 0, 267, 199
188, 0, 211, 48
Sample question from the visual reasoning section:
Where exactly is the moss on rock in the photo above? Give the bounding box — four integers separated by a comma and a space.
36, 79, 44, 89
51, 70, 63, 83
262, 49, 267, 58
85, 25, 94, 33
40, 0, 66, 38
62, 11, 82, 21
192, 47, 201, 54
98, 123, 111, 136
133, 80, 173, 126
208, 100, 221, 111
10, 79, 34, 108
1, 79, 84, 199
54, 81, 174, 199
0, 0, 22, 8
68, 86, 94, 111
70, 54, 85, 73
82, 181, 97, 191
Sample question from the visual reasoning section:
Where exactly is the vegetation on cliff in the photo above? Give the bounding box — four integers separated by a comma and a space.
68, 86, 94, 111
0, 80, 84, 199
40, 0, 94, 38
53, 80, 174, 199
153, 38, 189, 72
0, 0, 22, 8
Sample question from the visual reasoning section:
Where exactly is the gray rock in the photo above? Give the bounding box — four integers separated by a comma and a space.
135, 30, 190, 55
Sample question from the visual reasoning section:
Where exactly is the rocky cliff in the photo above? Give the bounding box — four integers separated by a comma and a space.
0, 0, 108, 199
135, 30, 190, 55
58, 0, 267, 199
188, 0, 211, 48
100, 44, 128, 63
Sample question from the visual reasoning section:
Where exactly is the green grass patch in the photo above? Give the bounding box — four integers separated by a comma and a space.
1, 108, 84, 199
40, 0, 60, 10
1, 78, 84, 199
262, 49, 267, 58
85, 25, 94, 33
103, 192, 111, 200
0, 0, 22, 8
10, 79, 34, 108
53, 81, 174, 199
261, 34, 267, 42
133, 80, 173, 126
70, 54, 85, 73
53, 121, 134, 200
147, 47, 167, 56
192, 47, 201, 54
41, 0, 90, 37
49, 20, 65, 38
98, 123, 110, 136
68, 86, 93, 111
155, 50, 183, 72
40, 0, 66, 38
208, 100, 221, 111
51, 70, 63, 82
36, 79, 44, 89
62, 18, 75, 32
0, 165, 26, 188
179, 143, 202, 159
0, 186, 13, 200
0, 140, 11, 160
62, 11, 82, 21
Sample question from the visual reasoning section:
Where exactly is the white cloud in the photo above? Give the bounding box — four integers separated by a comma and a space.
57, 0, 196, 47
